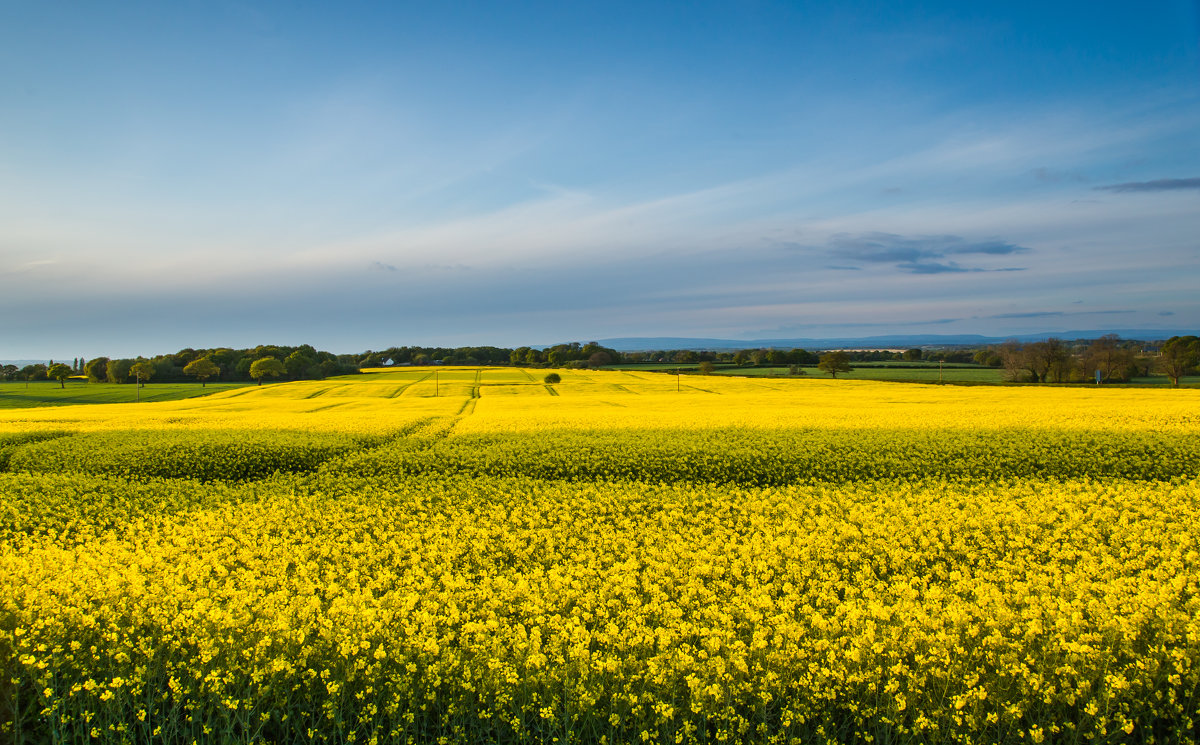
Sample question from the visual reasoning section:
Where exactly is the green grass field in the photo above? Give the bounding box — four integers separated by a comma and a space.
0, 380, 251, 408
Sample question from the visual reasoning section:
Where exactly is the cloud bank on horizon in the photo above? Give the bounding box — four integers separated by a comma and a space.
1, 1, 1197, 357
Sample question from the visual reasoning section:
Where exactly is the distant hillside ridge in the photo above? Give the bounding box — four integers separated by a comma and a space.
590, 330, 1196, 352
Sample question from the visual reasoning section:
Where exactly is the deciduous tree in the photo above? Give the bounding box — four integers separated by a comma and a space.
818, 351, 852, 378
129, 360, 155, 386
47, 362, 72, 389
284, 351, 313, 379
84, 357, 109, 383
1158, 335, 1200, 387
107, 359, 133, 384
22, 364, 48, 381
183, 358, 221, 387
316, 360, 341, 379
249, 357, 285, 385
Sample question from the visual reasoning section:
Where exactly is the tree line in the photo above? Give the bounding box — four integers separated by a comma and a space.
3, 336, 1196, 386
990, 334, 1200, 386
0, 345, 361, 386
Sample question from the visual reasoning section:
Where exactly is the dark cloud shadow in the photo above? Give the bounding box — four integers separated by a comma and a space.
1095, 177, 1200, 193
989, 309, 1133, 320
825, 232, 1030, 274
991, 311, 1063, 319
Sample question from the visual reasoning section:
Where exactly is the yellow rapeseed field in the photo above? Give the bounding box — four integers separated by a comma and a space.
2, 369, 1198, 744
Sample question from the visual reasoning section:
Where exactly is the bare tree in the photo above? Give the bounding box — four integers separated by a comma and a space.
1083, 334, 1135, 383
998, 340, 1027, 382
1042, 338, 1074, 383
1023, 341, 1051, 383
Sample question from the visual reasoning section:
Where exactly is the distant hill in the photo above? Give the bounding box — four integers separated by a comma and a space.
592, 330, 1195, 352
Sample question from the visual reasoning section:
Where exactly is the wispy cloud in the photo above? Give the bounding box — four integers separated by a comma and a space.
1096, 177, 1200, 193
990, 311, 1064, 319
988, 309, 1133, 319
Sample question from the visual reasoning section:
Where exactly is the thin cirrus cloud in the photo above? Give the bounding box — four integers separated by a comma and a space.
987, 310, 1134, 319
824, 232, 1030, 274
1095, 177, 1200, 193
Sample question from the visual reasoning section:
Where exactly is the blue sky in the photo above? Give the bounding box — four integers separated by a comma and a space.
2, 1, 1198, 357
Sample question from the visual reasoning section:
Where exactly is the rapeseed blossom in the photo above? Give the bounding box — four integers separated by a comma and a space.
1, 369, 1198, 744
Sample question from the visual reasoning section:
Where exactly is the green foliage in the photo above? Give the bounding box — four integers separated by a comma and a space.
544, 372, 562, 384
84, 357, 109, 383
250, 357, 286, 384
818, 351, 852, 378
284, 351, 312, 378
129, 360, 155, 384
107, 358, 133, 384
1159, 335, 1200, 387
183, 357, 220, 385
46, 363, 72, 388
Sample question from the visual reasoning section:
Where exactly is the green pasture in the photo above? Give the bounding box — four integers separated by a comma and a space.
0, 380, 250, 408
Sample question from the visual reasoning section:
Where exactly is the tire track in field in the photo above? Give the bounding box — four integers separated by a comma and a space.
394, 372, 436, 397
441, 371, 484, 427
211, 387, 260, 399
304, 402, 350, 412
302, 383, 352, 399
455, 379, 481, 417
